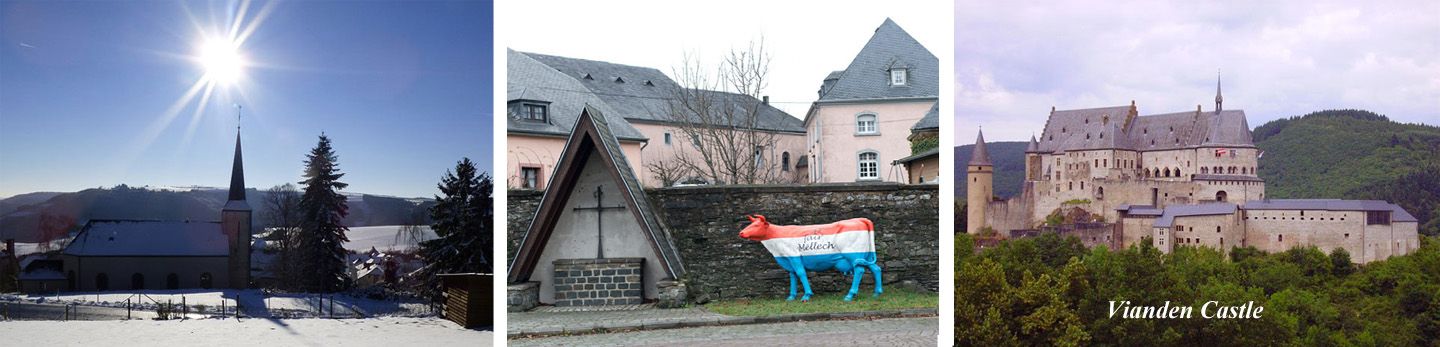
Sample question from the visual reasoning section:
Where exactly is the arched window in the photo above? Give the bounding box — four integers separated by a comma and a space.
1216, 190, 1228, 202
1174, 168, 1180, 177
1201, 167, 1208, 174
95, 273, 110, 291
166, 273, 180, 289
1164, 168, 1171, 177
200, 273, 213, 289
781, 152, 791, 172
857, 151, 879, 180
855, 114, 878, 135
1097, 186, 1105, 199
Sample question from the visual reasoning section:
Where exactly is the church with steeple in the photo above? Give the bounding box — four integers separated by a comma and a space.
966, 78, 1420, 264
53, 123, 254, 291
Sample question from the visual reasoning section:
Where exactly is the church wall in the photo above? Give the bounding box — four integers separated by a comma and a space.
62, 255, 229, 291
509, 183, 939, 301
525, 152, 666, 304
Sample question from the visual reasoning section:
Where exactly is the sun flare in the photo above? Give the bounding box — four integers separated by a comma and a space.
198, 37, 244, 85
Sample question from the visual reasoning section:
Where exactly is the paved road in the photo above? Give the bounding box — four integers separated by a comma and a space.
0, 302, 158, 321
510, 317, 937, 347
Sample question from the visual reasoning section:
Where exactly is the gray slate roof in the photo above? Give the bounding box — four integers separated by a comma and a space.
1116, 204, 1165, 216
892, 147, 938, 164
1035, 104, 1254, 153
968, 130, 991, 165
1193, 174, 1265, 182
1243, 199, 1418, 222
507, 50, 647, 141
817, 18, 938, 102
1154, 203, 1238, 228
518, 52, 803, 133
911, 103, 939, 131
64, 220, 230, 257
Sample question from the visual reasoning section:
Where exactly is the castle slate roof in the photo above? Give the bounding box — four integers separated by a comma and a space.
1034, 103, 1254, 153
1154, 203, 1238, 228
63, 219, 230, 257
968, 130, 992, 166
517, 52, 803, 133
911, 103, 939, 131
817, 18, 938, 102
1243, 199, 1418, 222
507, 50, 647, 141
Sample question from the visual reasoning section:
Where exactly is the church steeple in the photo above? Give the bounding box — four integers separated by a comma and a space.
227, 106, 246, 202
1215, 70, 1224, 112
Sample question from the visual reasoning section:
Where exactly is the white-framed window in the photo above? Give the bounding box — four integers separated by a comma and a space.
890, 69, 908, 86
858, 151, 879, 180
856, 114, 878, 135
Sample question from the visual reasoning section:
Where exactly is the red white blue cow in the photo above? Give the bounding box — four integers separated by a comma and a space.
739, 215, 882, 301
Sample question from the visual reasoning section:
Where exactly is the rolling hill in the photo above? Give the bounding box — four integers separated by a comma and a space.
0, 186, 435, 243
953, 141, 1028, 199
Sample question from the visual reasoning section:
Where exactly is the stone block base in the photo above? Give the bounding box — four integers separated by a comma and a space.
656, 280, 687, 308
553, 258, 644, 306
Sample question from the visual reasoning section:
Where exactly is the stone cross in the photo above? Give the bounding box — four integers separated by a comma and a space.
572, 185, 626, 259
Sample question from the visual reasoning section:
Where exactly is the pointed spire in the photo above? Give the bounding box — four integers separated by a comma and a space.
1026, 134, 1039, 152
1215, 69, 1223, 112
227, 107, 246, 202
969, 129, 992, 166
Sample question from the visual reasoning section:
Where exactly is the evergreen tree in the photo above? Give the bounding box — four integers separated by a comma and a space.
419, 158, 493, 299
296, 134, 351, 292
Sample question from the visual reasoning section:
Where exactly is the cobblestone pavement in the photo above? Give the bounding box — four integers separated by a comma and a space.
510, 317, 937, 346
509, 306, 729, 335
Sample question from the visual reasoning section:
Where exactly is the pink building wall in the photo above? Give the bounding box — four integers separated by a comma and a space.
631, 122, 807, 186
806, 100, 936, 183
507, 134, 644, 190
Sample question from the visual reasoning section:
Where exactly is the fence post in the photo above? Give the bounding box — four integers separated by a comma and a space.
126, 299, 131, 320
183, 297, 188, 319
329, 295, 334, 318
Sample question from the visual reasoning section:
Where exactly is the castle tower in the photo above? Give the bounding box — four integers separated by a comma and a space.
221, 116, 252, 289
966, 130, 994, 234
1024, 135, 1041, 181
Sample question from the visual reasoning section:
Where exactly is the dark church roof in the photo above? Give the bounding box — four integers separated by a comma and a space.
1154, 203, 1238, 228
64, 220, 230, 257
509, 106, 686, 284
817, 18, 938, 102
1034, 103, 1254, 153
228, 132, 246, 202
515, 51, 803, 133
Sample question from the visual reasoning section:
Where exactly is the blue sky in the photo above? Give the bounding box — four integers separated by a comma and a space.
0, 0, 493, 199
956, 0, 1440, 141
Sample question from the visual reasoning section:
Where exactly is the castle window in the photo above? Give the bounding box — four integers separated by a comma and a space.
1279, 234, 1284, 242
1216, 226, 1221, 233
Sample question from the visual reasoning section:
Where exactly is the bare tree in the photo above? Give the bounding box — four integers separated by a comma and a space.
262, 184, 301, 287
394, 207, 428, 253
645, 157, 694, 187
666, 38, 789, 185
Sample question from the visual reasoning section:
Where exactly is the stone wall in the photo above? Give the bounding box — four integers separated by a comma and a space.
508, 183, 940, 301
551, 258, 644, 306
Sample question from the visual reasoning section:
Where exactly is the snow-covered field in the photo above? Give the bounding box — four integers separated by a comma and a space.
344, 225, 436, 253
0, 316, 493, 346
2, 289, 430, 318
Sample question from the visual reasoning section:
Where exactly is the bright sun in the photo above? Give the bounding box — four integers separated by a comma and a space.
198, 38, 244, 84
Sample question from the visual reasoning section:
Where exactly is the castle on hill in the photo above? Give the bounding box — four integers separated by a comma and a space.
965, 79, 1419, 263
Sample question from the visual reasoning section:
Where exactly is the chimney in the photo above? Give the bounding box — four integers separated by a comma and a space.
762, 96, 769, 105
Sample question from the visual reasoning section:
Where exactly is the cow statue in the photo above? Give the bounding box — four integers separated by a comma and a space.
739, 215, 882, 302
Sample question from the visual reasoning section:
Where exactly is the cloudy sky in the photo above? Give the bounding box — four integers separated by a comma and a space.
955, 0, 1440, 142
1, 1, 492, 198
502, 0, 950, 118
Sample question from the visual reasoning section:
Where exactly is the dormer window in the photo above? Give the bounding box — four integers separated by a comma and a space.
890, 69, 908, 86
615, 77, 625, 83
522, 103, 548, 123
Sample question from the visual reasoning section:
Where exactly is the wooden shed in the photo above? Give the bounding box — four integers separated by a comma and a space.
438, 273, 493, 328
